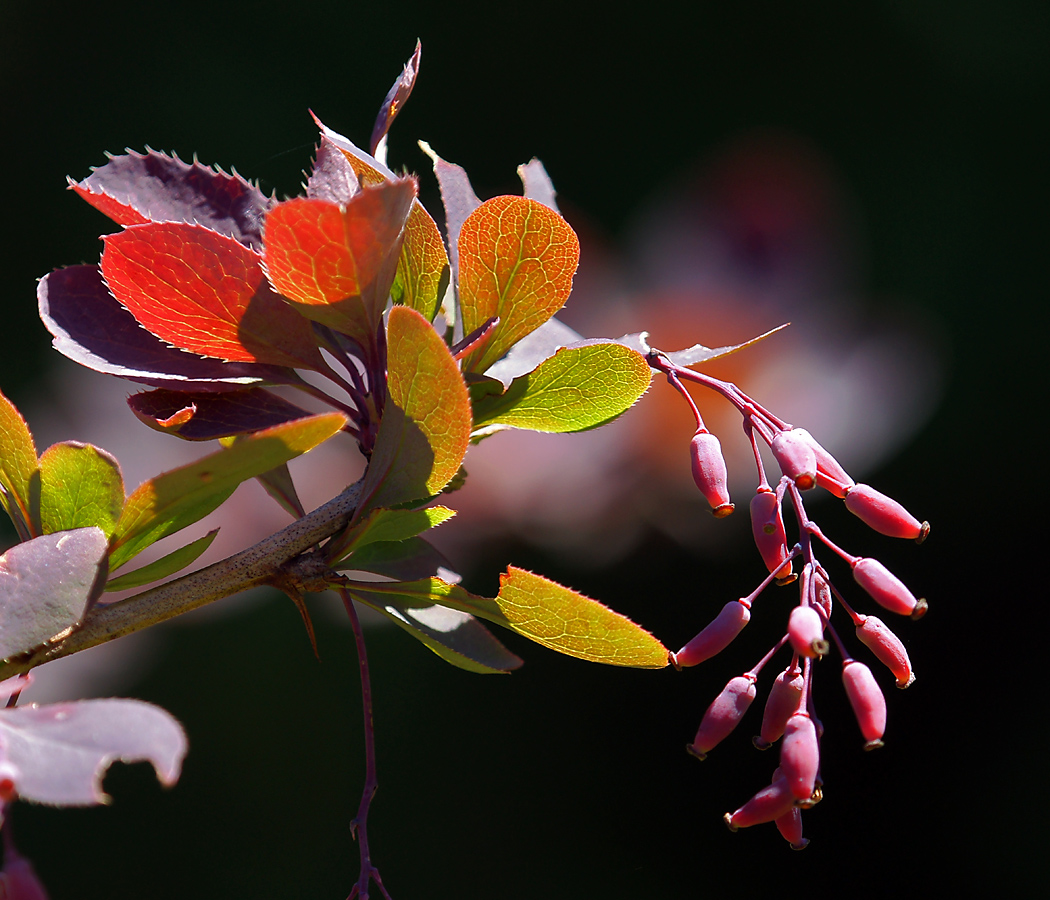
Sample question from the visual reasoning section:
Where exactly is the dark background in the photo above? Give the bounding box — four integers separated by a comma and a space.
2, 1, 1044, 897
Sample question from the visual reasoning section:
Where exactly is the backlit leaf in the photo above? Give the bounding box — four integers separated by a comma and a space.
39, 265, 296, 390
262, 181, 417, 348
418, 141, 481, 287
326, 505, 455, 564
0, 528, 108, 660
0, 388, 37, 538
70, 149, 272, 246
369, 40, 421, 156
458, 196, 580, 373
357, 307, 471, 513
127, 388, 315, 441
38, 442, 125, 538
348, 567, 669, 668
472, 343, 652, 434
0, 697, 187, 805
105, 529, 218, 591
109, 412, 346, 570
101, 222, 324, 369
332, 536, 458, 583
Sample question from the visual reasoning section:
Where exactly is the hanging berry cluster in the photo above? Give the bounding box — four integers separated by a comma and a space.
649, 350, 929, 850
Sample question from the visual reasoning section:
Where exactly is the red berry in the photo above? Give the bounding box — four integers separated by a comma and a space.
771, 428, 818, 490
788, 605, 827, 658
844, 483, 929, 542
780, 712, 820, 801
724, 777, 796, 830
791, 428, 854, 498
755, 665, 804, 749
852, 557, 926, 619
690, 430, 733, 516
673, 600, 750, 668
842, 660, 887, 748
749, 490, 792, 581
688, 674, 757, 759
855, 614, 915, 688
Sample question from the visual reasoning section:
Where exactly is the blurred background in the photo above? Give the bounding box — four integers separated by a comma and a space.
1, 1, 1043, 896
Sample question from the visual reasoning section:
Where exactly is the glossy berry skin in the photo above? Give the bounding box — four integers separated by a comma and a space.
771, 428, 817, 490
852, 557, 925, 618
780, 712, 820, 801
791, 428, 854, 498
844, 483, 928, 542
842, 660, 887, 748
749, 490, 792, 581
788, 605, 827, 658
688, 675, 757, 759
755, 666, 805, 749
855, 614, 915, 688
673, 600, 750, 668
775, 804, 809, 850
690, 430, 733, 516
724, 777, 796, 830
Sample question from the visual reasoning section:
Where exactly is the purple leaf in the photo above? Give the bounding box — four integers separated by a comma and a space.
483, 316, 584, 388
127, 388, 316, 440
70, 149, 272, 247
0, 528, 108, 660
417, 141, 481, 290
517, 158, 559, 212
0, 698, 187, 805
369, 40, 421, 157
306, 135, 361, 206
38, 265, 296, 391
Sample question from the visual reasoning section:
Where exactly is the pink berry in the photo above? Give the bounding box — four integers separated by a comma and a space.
790, 428, 854, 498
788, 605, 827, 658
673, 600, 750, 668
780, 712, 820, 801
690, 430, 733, 517
811, 569, 833, 625
855, 614, 915, 688
852, 557, 926, 619
688, 674, 757, 760
749, 490, 792, 581
723, 777, 796, 830
775, 804, 809, 850
0, 850, 49, 900
842, 660, 887, 748
755, 665, 804, 749
844, 483, 929, 542
771, 428, 817, 490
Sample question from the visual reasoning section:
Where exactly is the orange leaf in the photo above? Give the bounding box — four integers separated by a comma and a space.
457, 196, 580, 374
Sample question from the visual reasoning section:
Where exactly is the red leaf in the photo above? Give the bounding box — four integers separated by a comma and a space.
369, 40, 421, 156
458, 196, 580, 373
101, 222, 324, 369
263, 180, 417, 346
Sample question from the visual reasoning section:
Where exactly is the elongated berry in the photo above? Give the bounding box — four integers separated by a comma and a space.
755, 665, 804, 749
842, 659, 887, 748
780, 712, 820, 801
749, 490, 792, 581
790, 428, 855, 498
856, 614, 915, 688
844, 483, 929, 542
852, 557, 926, 619
788, 605, 827, 658
690, 430, 733, 517
688, 674, 757, 760
723, 776, 795, 830
673, 600, 750, 668
0, 847, 48, 900
775, 804, 809, 850
771, 428, 817, 490
811, 570, 833, 624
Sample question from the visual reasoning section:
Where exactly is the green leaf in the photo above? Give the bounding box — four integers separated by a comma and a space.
109, 412, 346, 571
357, 307, 471, 514
353, 592, 522, 674
0, 388, 38, 538
347, 566, 669, 668
471, 343, 652, 435
327, 505, 456, 564
37, 442, 125, 539
392, 204, 450, 322
332, 536, 457, 583
105, 529, 218, 591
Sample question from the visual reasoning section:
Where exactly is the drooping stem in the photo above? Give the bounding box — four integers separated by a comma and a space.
340, 587, 392, 900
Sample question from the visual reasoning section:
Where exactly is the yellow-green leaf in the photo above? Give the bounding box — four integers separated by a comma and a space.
392, 204, 450, 322
105, 529, 218, 591
357, 307, 471, 514
38, 442, 125, 539
472, 343, 652, 434
327, 505, 456, 564
109, 412, 346, 570
0, 388, 38, 537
